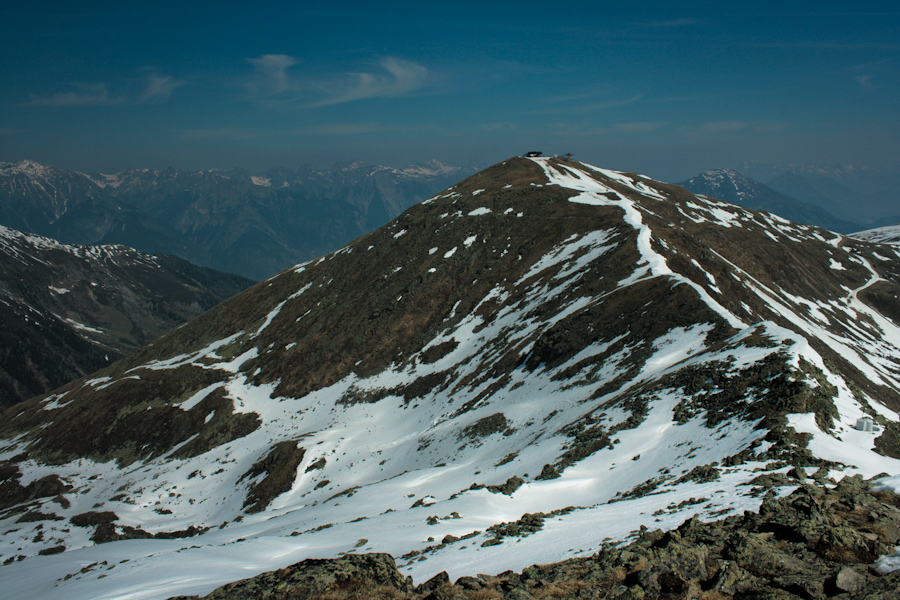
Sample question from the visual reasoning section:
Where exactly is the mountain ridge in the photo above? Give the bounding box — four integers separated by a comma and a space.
1, 156, 899, 599
0, 159, 479, 280
0, 224, 253, 407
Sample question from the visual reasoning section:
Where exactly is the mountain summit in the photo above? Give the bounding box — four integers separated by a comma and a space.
1, 157, 899, 599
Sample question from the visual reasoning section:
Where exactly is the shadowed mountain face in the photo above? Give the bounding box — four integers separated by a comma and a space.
678, 168, 861, 233
1, 157, 899, 600
0, 160, 477, 280
0, 226, 253, 408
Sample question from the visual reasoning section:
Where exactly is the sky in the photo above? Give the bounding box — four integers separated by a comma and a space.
1, 2, 898, 182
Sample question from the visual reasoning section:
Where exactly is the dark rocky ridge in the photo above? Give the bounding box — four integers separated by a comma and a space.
0, 226, 252, 407
170, 476, 900, 600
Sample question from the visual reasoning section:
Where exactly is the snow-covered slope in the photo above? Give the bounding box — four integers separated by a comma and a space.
851, 223, 900, 245
1, 157, 899, 599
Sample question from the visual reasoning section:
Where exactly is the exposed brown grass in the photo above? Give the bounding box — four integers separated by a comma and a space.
531, 579, 591, 599
307, 578, 410, 600
470, 588, 505, 600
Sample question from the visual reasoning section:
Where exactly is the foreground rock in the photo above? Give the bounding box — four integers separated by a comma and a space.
171, 475, 900, 599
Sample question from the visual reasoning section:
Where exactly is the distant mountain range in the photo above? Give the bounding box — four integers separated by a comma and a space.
5, 159, 897, 282
737, 161, 900, 228
0, 160, 478, 280
0, 225, 252, 407
2, 156, 898, 599
678, 168, 863, 233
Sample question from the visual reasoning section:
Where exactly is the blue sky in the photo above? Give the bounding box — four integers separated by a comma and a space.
1, 2, 898, 181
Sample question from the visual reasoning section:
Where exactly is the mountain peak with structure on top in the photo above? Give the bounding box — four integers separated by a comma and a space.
1, 156, 899, 599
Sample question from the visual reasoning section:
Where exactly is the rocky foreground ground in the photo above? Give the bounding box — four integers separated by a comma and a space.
170, 474, 900, 600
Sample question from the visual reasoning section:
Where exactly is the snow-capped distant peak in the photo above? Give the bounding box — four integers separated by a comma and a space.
89, 172, 123, 188
13, 159, 52, 173
690, 168, 753, 186
0, 160, 58, 179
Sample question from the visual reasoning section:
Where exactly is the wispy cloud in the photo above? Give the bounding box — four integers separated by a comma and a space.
545, 122, 611, 137
543, 120, 666, 137
533, 93, 646, 114
247, 54, 299, 96
679, 121, 787, 136
751, 122, 789, 134
480, 122, 519, 132
139, 72, 184, 102
642, 18, 698, 28
182, 128, 258, 141
698, 120, 753, 134
25, 71, 183, 107
295, 123, 393, 135
26, 83, 120, 107
854, 73, 875, 88
614, 121, 667, 133
579, 93, 646, 111
307, 57, 428, 108
746, 41, 899, 50
540, 92, 594, 104
838, 58, 890, 90
245, 55, 429, 108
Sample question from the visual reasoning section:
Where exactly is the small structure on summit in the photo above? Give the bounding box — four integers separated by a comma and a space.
524, 151, 542, 157
854, 416, 880, 432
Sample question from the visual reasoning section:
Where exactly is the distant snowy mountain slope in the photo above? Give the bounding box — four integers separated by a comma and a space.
1, 157, 899, 600
678, 168, 861, 233
0, 225, 252, 407
851, 223, 900, 245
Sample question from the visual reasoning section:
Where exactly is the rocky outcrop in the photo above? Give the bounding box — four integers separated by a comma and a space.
172, 476, 900, 599
168, 553, 410, 600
